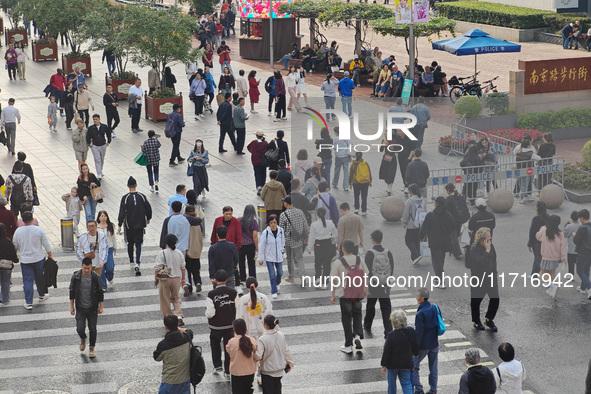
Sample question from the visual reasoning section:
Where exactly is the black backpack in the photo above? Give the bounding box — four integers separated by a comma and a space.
189, 342, 206, 392
450, 194, 470, 225
8, 175, 26, 208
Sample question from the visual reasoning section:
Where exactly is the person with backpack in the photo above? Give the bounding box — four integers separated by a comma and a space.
226, 318, 258, 393
254, 315, 294, 393
154, 314, 194, 393
494, 342, 526, 394
574, 209, 591, 299
401, 184, 426, 265
515, 139, 541, 203
301, 166, 325, 201
419, 197, 456, 287
404, 148, 429, 199
330, 239, 369, 354
166, 104, 186, 167
413, 287, 441, 394
6, 161, 33, 219
363, 230, 394, 338
315, 181, 339, 224
348, 152, 372, 215
258, 214, 286, 299
445, 183, 470, 260
307, 207, 337, 288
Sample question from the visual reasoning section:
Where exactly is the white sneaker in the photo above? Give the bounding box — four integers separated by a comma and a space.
39, 294, 49, 301
111, 132, 116, 138
250, 110, 258, 114
130, 262, 135, 269
272, 293, 278, 299
587, 288, 591, 299
412, 256, 423, 265
361, 211, 367, 216
108, 279, 113, 285
23, 304, 33, 310
340, 345, 353, 354
53, 127, 57, 132
268, 112, 272, 116
0, 300, 10, 306
200, 114, 204, 118
194, 116, 200, 121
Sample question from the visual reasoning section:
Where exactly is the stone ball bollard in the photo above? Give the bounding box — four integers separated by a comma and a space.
380, 196, 406, 222
488, 189, 514, 213
539, 184, 565, 209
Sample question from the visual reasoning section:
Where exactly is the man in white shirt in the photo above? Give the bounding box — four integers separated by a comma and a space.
128, 79, 144, 133
0, 98, 21, 155
12, 211, 53, 310
76, 220, 108, 277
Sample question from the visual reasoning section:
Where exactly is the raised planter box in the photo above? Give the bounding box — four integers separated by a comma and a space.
106, 74, 137, 99
565, 189, 591, 204
0, 19, 4, 34
454, 21, 545, 43
32, 41, 58, 62
5, 29, 28, 46
145, 92, 184, 123
547, 127, 591, 141
62, 55, 92, 77
438, 145, 452, 155
465, 114, 518, 132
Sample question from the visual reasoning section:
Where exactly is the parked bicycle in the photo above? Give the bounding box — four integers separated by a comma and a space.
449, 72, 481, 103
480, 76, 499, 96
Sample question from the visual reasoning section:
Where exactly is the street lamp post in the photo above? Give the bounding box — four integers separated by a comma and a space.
269, 0, 274, 69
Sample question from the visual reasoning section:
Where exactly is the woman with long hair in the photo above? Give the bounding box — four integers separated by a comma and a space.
258, 215, 285, 299
296, 66, 308, 106
321, 73, 339, 121
273, 71, 286, 121
219, 66, 235, 97
188, 138, 210, 198
226, 318, 258, 393
477, 137, 497, 193
237, 277, 273, 338
528, 201, 549, 277
536, 214, 567, 298
378, 131, 398, 196
97, 210, 117, 291
292, 149, 313, 182
154, 233, 186, 325
0, 223, 18, 306
248, 70, 260, 114
239, 205, 260, 280
76, 163, 100, 224
254, 315, 294, 393
537, 132, 556, 189
164, 66, 177, 92
444, 183, 470, 259
285, 65, 301, 112
307, 207, 337, 288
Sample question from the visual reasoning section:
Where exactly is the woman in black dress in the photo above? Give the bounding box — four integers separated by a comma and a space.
537, 132, 556, 189
378, 133, 398, 196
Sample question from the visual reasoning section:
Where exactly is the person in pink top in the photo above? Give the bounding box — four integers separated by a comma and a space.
4, 44, 17, 81
536, 214, 567, 298
226, 318, 258, 392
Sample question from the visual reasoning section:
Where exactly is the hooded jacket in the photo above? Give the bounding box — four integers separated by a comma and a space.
261, 180, 286, 211
153, 329, 194, 385
258, 226, 286, 263
402, 195, 425, 230
419, 207, 456, 252
458, 364, 496, 394
494, 359, 526, 394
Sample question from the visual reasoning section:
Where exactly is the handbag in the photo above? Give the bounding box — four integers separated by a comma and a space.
264, 146, 280, 162
83, 238, 98, 260
187, 163, 194, 176
382, 154, 393, 163
420, 241, 431, 258
33, 190, 40, 206
0, 130, 6, 146
156, 251, 171, 280
216, 92, 225, 105
433, 304, 447, 336
0, 259, 14, 270
134, 152, 148, 166
90, 185, 105, 201
460, 224, 470, 245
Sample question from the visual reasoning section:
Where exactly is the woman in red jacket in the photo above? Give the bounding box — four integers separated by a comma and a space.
247, 130, 269, 195
248, 70, 260, 114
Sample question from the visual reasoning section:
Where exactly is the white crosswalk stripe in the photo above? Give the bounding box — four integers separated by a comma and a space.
0, 249, 500, 393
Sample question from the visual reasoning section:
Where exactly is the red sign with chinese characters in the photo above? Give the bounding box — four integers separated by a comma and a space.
518, 58, 591, 94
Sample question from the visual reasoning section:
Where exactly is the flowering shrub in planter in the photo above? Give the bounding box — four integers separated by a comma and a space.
483, 128, 542, 143
439, 135, 451, 148
564, 163, 591, 192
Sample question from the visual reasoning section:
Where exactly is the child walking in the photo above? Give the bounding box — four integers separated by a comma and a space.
62, 187, 83, 236
48, 96, 59, 132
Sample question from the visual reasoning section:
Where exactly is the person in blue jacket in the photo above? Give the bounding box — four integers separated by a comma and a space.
203, 66, 217, 114
413, 287, 441, 394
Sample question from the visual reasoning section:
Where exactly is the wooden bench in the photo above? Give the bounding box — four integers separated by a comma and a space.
342, 62, 373, 85
287, 58, 303, 69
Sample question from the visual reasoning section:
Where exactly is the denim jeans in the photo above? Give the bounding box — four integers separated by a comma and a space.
413, 346, 439, 393
341, 96, 353, 116
577, 252, 591, 290
0, 268, 12, 304
158, 380, 190, 394
333, 156, 350, 189
266, 261, 283, 295
387, 369, 412, 394
340, 297, 363, 347
106, 60, 116, 76
83, 197, 97, 224
21, 259, 46, 305
280, 54, 292, 69
519, 175, 532, 198
221, 61, 233, 75
562, 33, 569, 49
322, 158, 332, 187
324, 96, 336, 119
101, 247, 115, 290
147, 164, 159, 186
76, 307, 98, 347
569, 36, 578, 49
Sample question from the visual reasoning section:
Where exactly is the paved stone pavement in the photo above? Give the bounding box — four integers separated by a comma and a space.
0, 13, 590, 394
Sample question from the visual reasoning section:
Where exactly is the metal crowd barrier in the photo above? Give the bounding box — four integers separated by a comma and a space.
428, 157, 565, 201
445, 123, 521, 165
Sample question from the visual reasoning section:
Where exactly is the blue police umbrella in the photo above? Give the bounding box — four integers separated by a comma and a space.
432, 29, 521, 80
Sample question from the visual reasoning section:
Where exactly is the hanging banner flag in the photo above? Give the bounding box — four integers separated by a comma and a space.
413, 0, 430, 23
395, 0, 412, 24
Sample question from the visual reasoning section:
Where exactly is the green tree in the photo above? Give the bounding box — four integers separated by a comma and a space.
181, 0, 218, 15
17, 0, 107, 53
0, 0, 21, 28
121, 6, 203, 91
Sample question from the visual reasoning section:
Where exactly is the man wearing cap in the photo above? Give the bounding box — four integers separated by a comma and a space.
167, 104, 185, 166
349, 54, 365, 87
338, 71, 355, 118
1, 98, 21, 155
128, 79, 144, 133
216, 93, 236, 153
458, 348, 496, 394
468, 198, 496, 244
304, 157, 325, 183
118, 176, 152, 276
86, 114, 111, 180
279, 196, 309, 282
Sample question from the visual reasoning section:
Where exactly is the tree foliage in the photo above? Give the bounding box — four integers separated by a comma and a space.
279, 0, 331, 18
121, 6, 203, 90
0, 0, 20, 28
181, 0, 218, 15
16, 0, 108, 53
317, 3, 394, 25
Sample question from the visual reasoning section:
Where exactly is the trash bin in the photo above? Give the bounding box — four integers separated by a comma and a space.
257, 205, 266, 231
61, 218, 74, 251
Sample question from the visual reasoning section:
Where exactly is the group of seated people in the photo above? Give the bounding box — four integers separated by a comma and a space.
372, 57, 449, 98
279, 40, 343, 72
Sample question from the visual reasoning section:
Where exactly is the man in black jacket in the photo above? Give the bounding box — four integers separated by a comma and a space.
468, 198, 496, 244
154, 314, 194, 392
117, 176, 152, 276
103, 84, 119, 139
574, 209, 591, 299
277, 159, 293, 195
11, 152, 37, 205
458, 348, 496, 394
208, 225, 239, 289
86, 114, 111, 180
69, 258, 104, 358
404, 148, 429, 198
216, 93, 236, 153
289, 178, 318, 225
204, 269, 238, 378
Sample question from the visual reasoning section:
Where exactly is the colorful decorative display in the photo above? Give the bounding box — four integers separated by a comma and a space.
238, 0, 296, 18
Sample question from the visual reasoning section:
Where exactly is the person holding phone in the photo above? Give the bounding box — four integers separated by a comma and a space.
253, 315, 294, 392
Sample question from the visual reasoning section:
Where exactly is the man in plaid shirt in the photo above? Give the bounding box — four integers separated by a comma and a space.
279, 195, 309, 283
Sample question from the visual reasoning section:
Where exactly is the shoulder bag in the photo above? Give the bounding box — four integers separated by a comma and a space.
84, 238, 99, 260
0, 259, 14, 270
156, 251, 171, 280
433, 304, 447, 336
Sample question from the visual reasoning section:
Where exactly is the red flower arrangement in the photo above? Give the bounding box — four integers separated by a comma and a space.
482, 128, 542, 143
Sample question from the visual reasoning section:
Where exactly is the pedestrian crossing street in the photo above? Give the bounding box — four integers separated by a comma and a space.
0, 247, 533, 394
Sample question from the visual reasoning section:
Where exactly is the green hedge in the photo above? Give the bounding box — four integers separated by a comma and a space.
543, 14, 591, 33
435, 1, 551, 29
516, 107, 591, 131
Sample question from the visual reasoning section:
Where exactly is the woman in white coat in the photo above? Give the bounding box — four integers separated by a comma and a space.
494, 342, 526, 394
237, 277, 273, 338
254, 315, 294, 393
258, 214, 285, 299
